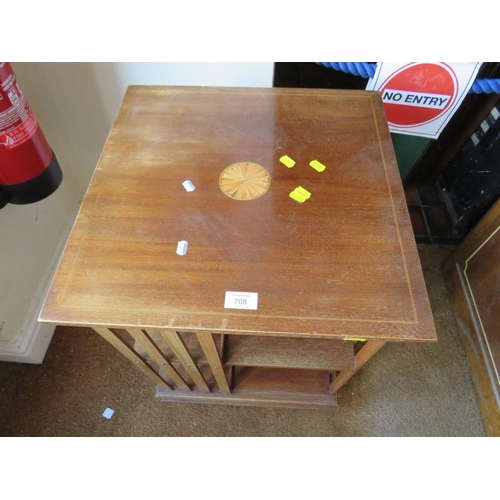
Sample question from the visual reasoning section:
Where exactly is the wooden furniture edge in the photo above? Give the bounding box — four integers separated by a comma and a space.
442, 197, 500, 436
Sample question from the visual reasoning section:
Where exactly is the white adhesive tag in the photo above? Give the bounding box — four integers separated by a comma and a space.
224, 291, 258, 310
102, 408, 114, 419
176, 240, 188, 255
182, 180, 195, 192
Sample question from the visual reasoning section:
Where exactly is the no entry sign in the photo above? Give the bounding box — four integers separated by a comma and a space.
366, 62, 482, 138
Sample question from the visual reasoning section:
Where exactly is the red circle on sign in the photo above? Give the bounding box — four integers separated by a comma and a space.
379, 63, 458, 127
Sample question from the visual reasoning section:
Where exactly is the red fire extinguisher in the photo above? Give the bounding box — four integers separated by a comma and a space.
0, 62, 62, 208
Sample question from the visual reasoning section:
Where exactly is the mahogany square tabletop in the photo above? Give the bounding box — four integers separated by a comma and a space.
40, 86, 436, 343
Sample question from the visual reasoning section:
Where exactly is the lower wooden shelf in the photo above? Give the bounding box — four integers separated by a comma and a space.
156, 366, 337, 410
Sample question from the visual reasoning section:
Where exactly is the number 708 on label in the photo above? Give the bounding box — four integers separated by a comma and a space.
224, 291, 258, 310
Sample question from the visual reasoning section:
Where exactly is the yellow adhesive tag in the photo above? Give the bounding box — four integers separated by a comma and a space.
290, 186, 312, 203
295, 186, 311, 199
280, 155, 296, 168
344, 338, 366, 342
310, 159, 326, 172
289, 190, 306, 203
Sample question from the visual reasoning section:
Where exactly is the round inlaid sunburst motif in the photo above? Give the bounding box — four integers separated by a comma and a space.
219, 162, 271, 201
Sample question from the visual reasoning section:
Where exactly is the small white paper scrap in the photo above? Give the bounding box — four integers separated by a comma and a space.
224, 291, 258, 310
102, 408, 114, 419
182, 180, 196, 192
176, 240, 188, 255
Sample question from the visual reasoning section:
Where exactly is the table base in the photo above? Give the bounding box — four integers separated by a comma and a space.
91, 327, 385, 410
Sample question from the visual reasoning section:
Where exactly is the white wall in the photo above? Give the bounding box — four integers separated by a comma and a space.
12, 62, 275, 195
0, 62, 274, 362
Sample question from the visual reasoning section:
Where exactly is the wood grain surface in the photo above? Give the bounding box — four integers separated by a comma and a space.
39, 86, 436, 342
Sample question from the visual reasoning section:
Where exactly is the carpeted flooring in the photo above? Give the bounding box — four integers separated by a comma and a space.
0, 245, 486, 436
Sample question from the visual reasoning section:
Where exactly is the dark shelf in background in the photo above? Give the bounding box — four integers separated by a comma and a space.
405, 183, 463, 245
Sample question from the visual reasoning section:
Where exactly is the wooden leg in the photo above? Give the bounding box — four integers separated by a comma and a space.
126, 328, 190, 391
93, 327, 172, 390
196, 332, 230, 393
330, 341, 386, 394
156, 330, 210, 392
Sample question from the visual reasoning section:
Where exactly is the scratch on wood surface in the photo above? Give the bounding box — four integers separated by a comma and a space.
272, 136, 282, 154
215, 130, 233, 147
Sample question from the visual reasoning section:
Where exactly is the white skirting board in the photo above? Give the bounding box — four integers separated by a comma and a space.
0, 242, 61, 363
0, 321, 56, 364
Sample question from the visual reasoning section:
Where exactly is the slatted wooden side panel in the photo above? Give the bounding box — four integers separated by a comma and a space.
196, 332, 230, 393
92, 327, 172, 389
126, 328, 190, 391
105, 327, 229, 393
151, 330, 210, 392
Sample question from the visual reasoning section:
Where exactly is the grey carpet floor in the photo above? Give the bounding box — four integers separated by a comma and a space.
0, 244, 486, 436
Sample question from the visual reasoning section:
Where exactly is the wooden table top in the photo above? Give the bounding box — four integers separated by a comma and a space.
40, 86, 436, 342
